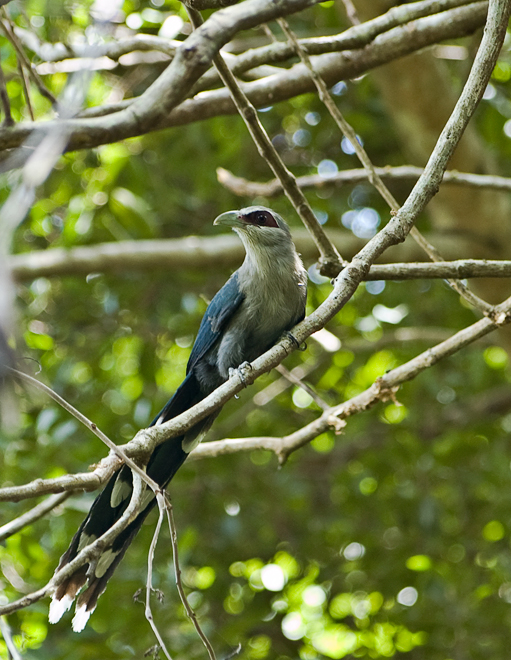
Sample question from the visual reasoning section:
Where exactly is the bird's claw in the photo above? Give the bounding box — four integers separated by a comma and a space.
229, 361, 252, 388
284, 331, 307, 352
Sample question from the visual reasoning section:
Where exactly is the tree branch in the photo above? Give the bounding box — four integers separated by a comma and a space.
0, 616, 22, 660
217, 165, 511, 198
191, 294, 511, 463
0, 2, 488, 159
0, 472, 145, 616
0, 12, 57, 105
0, 492, 70, 542
14, 28, 180, 63
191, 0, 477, 92
10, 238, 511, 281
165, 494, 217, 659
12, 1, 476, 88
144, 494, 174, 660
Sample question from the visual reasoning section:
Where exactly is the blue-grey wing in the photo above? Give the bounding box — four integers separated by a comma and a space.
187, 271, 245, 373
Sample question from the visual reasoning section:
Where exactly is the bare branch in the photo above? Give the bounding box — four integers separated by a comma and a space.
145, 493, 174, 660
0, 464, 117, 502
191, 294, 511, 463
341, 0, 361, 24
0, 2, 488, 158
165, 494, 217, 660
17, 58, 35, 121
7, 367, 159, 491
181, 0, 238, 9
0, 492, 70, 542
0, 616, 22, 660
217, 165, 511, 198
14, 28, 180, 63
10, 233, 511, 281
192, 0, 475, 92
0, 12, 57, 105
409, 225, 494, 313
275, 364, 329, 410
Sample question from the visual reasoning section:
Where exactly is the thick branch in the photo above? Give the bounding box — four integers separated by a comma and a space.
10, 239, 511, 281
0, 0, 318, 158
193, 0, 478, 91
0, 3, 487, 158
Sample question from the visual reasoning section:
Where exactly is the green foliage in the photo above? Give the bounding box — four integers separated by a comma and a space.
2, 1, 511, 659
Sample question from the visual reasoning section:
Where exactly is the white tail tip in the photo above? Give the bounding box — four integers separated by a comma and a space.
72, 604, 92, 633
49, 594, 73, 624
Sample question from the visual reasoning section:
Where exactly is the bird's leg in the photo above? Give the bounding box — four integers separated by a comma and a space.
229, 361, 253, 388
283, 330, 307, 352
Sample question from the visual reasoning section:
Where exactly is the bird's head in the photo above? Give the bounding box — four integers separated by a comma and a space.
214, 206, 292, 248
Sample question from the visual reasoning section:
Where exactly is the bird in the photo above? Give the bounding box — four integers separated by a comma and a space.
49, 206, 308, 631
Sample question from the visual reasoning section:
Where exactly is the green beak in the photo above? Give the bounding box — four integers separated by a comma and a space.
213, 211, 243, 228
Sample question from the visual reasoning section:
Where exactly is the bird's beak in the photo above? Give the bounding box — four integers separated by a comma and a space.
213, 211, 243, 228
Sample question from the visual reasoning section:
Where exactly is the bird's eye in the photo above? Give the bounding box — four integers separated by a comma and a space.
244, 209, 279, 228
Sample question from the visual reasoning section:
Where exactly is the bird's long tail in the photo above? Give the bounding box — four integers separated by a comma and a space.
49, 372, 212, 631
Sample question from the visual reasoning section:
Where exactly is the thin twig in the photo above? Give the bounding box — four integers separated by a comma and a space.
275, 363, 329, 410
17, 58, 34, 120
145, 493, 174, 660
0, 492, 70, 542
7, 367, 158, 490
408, 227, 494, 312
261, 22, 278, 42
0, 54, 13, 126
0, 616, 22, 660
217, 165, 511, 197
0, 12, 57, 105
341, 0, 361, 25
165, 493, 217, 660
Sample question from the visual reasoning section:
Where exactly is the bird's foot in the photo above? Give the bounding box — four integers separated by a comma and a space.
229, 361, 252, 388
284, 331, 307, 352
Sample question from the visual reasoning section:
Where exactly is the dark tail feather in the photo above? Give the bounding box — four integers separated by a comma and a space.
50, 372, 210, 629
